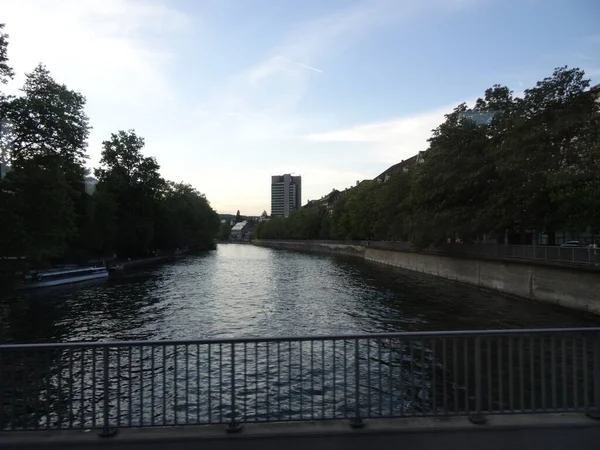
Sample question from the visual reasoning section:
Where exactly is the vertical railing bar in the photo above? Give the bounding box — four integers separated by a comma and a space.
573, 337, 578, 410
541, 338, 546, 411
472, 337, 484, 423
45, 351, 51, 430
288, 342, 292, 421
498, 337, 503, 413
0, 351, 4, 431
487, 338, 492, 413
219, 343, 223, 424
464, 338, 469, 414
453, 338, 458, 415
562, 338, 567, 411
266, 341, 270, 421
343, 340, 347, 418
442, 338, 447, 415
229, 342, 238, 430
551, 337, 557, 410
299, 342, 304, 420
419, 339, 425, 416
583, 337, 589, 412
530, 337, 535, 411
277, 341, 281, 421
115, 348, 120, 428
140, 346, 144, 426
509, 337, 514, 412
69, 349, 74, 429
378, 339, 382, 417
196, 344, 200, 424
244, 343, 247, 422
10, 352, 17, 431
91, 349, 96, 429
353, 338, 362, 426
80, 349, 85, 429
593, 333, 600, 415
151, 346, 155, 426
186, 344, 189, 425
519, 337, 524, 412
162, 345, 166, 426
57, 349, 63, 429
410, 340, 416, 416
102, 346, 110, 436
278, 341, 282, 421
322, 340, 326, 420
254, 343, 258, 422
208, 345, 212, 424
389, 338, 393, 417
310, 340, 314, 420
367, 339, 372, 418
129, 347, 133, 427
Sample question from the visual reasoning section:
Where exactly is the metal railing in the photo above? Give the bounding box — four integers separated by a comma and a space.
438, 243, 600, 266
1, 328, 599, 434
256, 239, 599, 267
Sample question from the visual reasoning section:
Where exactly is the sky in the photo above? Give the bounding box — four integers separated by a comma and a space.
2, 0, 600, 215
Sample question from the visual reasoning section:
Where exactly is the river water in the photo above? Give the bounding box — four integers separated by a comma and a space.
2, 244, 599, 430
2, 244, 598, 345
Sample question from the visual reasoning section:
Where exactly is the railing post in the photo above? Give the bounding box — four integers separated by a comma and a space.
227, 343, 242, 433
469, 337, 486, 425
350, 339, 365, 428
0, 350, 4, 431
588, 334, 600, 420
99, 346, 117, 437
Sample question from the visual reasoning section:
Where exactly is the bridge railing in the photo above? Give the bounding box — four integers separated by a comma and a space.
1, 328, 599, 434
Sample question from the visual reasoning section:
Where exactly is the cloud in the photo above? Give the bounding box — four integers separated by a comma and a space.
2, 0, 189, 106
305, 105, 454, 163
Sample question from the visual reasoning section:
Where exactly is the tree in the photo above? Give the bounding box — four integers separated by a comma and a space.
0, 23, 14, 86
95, 130, 165, 257
6, 65, 89, 168
235, 210, 241, 224
0, 159, 76, 263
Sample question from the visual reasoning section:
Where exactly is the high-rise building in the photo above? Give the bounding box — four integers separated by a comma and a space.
271, 174, 301, 217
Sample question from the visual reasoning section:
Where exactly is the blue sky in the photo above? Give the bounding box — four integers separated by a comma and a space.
3, 0, 600, 214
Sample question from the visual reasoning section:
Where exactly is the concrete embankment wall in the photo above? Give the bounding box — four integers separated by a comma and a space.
253, 240, 600, 314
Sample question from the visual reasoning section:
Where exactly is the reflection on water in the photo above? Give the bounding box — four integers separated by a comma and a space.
1, 244, 599, 345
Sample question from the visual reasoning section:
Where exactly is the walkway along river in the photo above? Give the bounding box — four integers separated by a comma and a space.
0, 244, 599, 430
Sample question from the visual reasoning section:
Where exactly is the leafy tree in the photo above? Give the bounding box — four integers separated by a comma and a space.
235, 210, 241, 223
95, 130, 165, 257
0, 23, 14, 86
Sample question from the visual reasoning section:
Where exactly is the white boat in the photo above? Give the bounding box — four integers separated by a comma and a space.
18, 266, 109, 289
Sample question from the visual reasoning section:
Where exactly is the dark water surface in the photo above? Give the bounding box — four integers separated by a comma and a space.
1, 244, 598, 344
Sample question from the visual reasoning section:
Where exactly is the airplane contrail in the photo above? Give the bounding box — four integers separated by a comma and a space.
280, 58, 323, 73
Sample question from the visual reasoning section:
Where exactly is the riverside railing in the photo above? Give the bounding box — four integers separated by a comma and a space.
1, 328, 599, 435
256, 240, 599, 267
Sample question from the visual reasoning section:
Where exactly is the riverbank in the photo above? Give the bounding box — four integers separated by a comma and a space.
106, 249, 190, 272
252, 240, 600, 315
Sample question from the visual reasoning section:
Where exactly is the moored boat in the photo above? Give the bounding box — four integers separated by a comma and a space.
17, 266, 109, 290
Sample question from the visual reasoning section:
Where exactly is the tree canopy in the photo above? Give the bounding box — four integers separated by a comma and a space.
0, 25, 219, 268
255, 67, 600, 247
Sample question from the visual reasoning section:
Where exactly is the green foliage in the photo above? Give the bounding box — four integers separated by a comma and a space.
256, 67, 600, 247
94, 131, 219, 257
0, 23, 14, 85
0, 32, 219, 267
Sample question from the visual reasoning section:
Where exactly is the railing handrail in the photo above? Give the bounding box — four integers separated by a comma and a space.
2, 327, 600, 350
